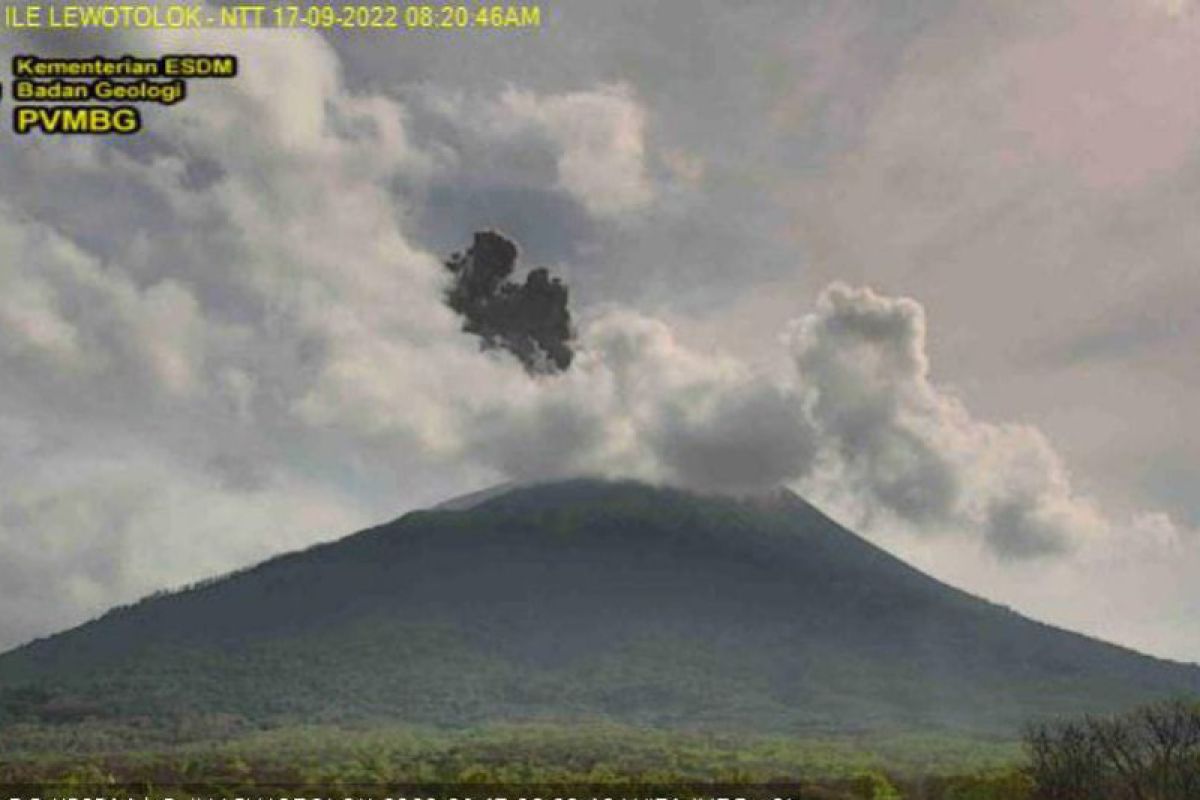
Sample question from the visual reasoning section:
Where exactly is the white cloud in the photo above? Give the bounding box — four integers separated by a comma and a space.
0, 210, 214, 396
486, 83, 654, 219
788, 283, 1110, 559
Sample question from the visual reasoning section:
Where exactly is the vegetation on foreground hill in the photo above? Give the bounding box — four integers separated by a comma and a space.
4, 698, 1200, 798
0, 719, 1025, 799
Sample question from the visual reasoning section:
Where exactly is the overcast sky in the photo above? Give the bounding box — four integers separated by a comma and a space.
2, 0, 1199, 661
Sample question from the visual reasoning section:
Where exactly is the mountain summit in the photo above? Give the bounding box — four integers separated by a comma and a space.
1, 480, 1196, 734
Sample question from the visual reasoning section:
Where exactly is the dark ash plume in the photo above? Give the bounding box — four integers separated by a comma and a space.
445, 231, 575, 374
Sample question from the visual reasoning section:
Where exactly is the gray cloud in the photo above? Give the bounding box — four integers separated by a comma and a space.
651, 380, 816, 494
790, 285, 960, 526
788, 283, 1097, 559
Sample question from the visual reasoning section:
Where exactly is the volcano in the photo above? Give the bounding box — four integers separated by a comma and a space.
1, 480, 1196, 735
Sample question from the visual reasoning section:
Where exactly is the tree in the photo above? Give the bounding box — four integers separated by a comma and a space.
1024, 699, 1200, 800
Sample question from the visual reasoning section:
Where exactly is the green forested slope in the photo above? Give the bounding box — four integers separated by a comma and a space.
1, 480, 1196, 735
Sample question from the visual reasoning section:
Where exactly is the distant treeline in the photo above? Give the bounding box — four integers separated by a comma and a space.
4, 700, 1200, 799
0, 718, 1022, 800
